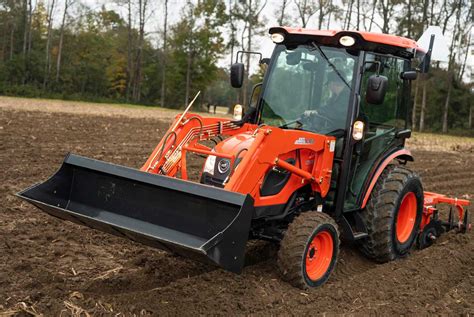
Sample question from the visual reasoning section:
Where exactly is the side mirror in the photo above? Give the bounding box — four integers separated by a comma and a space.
230, 63, 244, 88
400, 70, 418, 80
260, 58, 270, 65
366, 75, 388, 105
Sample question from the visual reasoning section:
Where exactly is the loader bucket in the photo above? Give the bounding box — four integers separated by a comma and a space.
17, 153, 254, 273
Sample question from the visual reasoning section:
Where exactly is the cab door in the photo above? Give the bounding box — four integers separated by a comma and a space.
345, 53, 410, 210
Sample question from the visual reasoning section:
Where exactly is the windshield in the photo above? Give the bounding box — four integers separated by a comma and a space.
259, 44, 358, 135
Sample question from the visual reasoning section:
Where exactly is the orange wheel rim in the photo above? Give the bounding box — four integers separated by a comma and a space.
396, 192, 417, 243
305, 230, 333, 281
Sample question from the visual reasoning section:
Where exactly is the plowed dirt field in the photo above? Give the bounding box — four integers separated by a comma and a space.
1, 99, 473, 315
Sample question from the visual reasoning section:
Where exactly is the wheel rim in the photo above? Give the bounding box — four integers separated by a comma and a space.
396, 192, 417, 243
305, 230, 333, 281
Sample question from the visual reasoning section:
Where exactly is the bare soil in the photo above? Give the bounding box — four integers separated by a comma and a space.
1, 104, 473, 316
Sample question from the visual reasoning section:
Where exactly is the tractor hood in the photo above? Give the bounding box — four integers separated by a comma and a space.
201, 132, 256, 187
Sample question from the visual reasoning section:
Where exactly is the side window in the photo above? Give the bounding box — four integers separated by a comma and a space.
360, 54, 406, 131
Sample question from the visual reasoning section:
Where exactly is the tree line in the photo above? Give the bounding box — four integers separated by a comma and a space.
0, 0, 472, 134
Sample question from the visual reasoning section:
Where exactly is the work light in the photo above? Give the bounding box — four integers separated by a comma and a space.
339, 35, 356, 47
271, 33, 285, 44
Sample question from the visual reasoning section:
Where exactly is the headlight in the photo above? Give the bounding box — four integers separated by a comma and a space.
352, 120, 364, 140
203, 155, 216, 175
217, 159, 231, 174
233, 104, 243, 121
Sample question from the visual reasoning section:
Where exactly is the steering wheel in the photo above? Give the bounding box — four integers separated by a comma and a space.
301, 110, 337, 129
313, 112, 337, 126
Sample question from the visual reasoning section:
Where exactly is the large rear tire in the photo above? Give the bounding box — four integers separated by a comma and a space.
278, 212, 339, 289
359, 165, 423, 262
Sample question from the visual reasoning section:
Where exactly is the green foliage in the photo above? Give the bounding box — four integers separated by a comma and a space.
0, 0, 233, 109
165, 0, 228, 108
410, 68, 472, 133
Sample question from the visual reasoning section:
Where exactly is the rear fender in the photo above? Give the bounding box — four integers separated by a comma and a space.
360, 148, 413, 209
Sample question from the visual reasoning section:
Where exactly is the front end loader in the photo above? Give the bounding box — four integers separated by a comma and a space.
18, 27, 470, 289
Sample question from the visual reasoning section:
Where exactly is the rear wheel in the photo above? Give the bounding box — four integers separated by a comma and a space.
359, 165, 423, 262
278, 212, 339, 289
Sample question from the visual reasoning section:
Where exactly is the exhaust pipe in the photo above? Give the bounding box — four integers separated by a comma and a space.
17, 153, 254, 273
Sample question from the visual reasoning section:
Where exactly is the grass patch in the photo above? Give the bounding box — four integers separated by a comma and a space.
409, 132, 474, 152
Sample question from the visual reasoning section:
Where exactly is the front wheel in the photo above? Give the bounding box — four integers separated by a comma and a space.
278, 212, 339, 289
359, 165, 423, 262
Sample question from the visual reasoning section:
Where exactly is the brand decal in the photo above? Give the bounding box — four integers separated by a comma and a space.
294, 137, 314, 145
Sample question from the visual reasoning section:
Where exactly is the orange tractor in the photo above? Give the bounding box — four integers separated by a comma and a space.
18, 27, 470, 289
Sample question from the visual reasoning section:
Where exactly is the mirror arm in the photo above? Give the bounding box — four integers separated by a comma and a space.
362, 61, 382, 76
236, 50, 263, 63
249, 83, 263, 106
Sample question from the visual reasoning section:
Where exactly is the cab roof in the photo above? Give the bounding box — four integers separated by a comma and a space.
270, 27, 425, 59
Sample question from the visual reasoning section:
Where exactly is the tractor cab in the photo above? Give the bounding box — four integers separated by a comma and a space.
231, 27, 423, 219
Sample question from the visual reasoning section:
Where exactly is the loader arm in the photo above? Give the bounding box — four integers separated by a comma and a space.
141, 114, 254, 176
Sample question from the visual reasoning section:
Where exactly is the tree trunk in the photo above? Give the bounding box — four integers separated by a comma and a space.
243, 0, 252, 108
356, 0, 360, 30
368, 0, 377, 31
1, 20, 6, 61
22, 0, 28, 56
185, 52, 192, 105
296, 0, 312, 28
318, 0, 326, 29
27, 0, 32, 54
420, 0, 429, 35
442, 72, 452, 133
458, 27, 472, 81
297, 0, 307, 27
411, 79, 419, 130
406, 0, 412, 38
133, 0, 147, 102
22, 0, 32, 84
441, 0, 461, 132
43, 0, 56, 89
469, 104, 472, 129
419, 77, 427, 132
278, 0, 288, 25
160, 0, 168, 108
429, 0, 435, 25
56, 0, 70, 82
9, 23, 15, 60
126, 0, 133, 101
344, 0, 353, 29
229, 0, 235, 66
381, 0, 390, 33
326, 8, 331, 29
